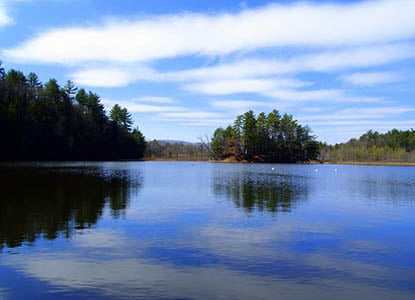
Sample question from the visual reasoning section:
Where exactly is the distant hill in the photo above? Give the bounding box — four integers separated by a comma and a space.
145, 139, 209, 159
153, 140, 201, 145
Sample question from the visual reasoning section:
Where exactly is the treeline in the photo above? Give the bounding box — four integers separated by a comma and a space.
210, 110, 319, 162
145, 140, 209, 160
319, 129, 415, 162
0, 62, 146, 161
0, 166, 141, 249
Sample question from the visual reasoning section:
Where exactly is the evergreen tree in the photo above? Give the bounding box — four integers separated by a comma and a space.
210, 110, 319, 162
132, 127, 146, 158
242, 110, 257, 157
110, 104, 123, 125
256, 112, 268, 155
0, 63, 146, 161
27, 72, 42, 98
75, 88, 88, 107
63, 80, 77, 101
121, 107, 133, 131
42, 79, 62, 105
110, 104, 133, 131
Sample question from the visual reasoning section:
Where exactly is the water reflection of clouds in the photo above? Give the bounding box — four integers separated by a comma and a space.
0, 288, 8, 299
4, 247, 415, 300
73, 230, 129, 250
140, 217, 415, 295
194, 223, 391, 281
2, 163, 415, 299
2, 210, 415, 299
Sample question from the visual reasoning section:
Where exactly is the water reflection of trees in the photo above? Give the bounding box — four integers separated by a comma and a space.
0, 166, 141, 249
213, 173, 307, 214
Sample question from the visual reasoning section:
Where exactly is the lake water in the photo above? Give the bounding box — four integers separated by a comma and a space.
0, 162, 415, 299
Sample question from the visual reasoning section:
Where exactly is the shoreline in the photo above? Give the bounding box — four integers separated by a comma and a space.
314, 161, 415, 167
2, 159, 414, 166
144, 158, 415, 166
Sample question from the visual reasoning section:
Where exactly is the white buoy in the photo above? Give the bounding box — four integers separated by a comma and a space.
334, 168, 338, 172
271, 167, 275, 171
315, 169, 319, 172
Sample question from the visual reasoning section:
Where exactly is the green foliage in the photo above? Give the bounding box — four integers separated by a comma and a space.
63, 80, 77, 98
210, 110, 319, 162
132, 127, 146, 158
0, 64, 146, 160
242, 110, 257, 157
319, 129, 415, 162
110, 104, 133, 131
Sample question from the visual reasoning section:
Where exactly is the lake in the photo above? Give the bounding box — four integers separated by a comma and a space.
0, 162, 415, 299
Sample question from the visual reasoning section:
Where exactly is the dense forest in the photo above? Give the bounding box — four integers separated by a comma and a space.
210, 110, 319, 162
319, 129, 415, 162
0, 62, 146, 161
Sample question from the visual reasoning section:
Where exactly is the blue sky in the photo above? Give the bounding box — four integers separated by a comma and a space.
0, 0, 414, 143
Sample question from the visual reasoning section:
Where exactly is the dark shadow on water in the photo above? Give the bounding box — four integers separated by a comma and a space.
0, 166, 142, 250
213, 172, 308, 215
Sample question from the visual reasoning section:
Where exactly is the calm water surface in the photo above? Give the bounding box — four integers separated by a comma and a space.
0, 162, 415, 299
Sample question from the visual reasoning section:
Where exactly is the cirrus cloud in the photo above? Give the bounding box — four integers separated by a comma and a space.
3, 0, 415, 64
340, 71, 406, 86
0, 1, 13, 27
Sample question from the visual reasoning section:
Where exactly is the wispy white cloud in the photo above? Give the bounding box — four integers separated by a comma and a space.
300, 106, 415, 122
264, 88, 342, 101
0, 1, 13, 27
71, 66, 161, 87
71, 68, 134, 87
310, 120, 415, 127
209, 99, 280, 115
234, 88, 384, 104
101, 99, 185, 113
65, 42, 415, 88
159, 111, 226, 119
131, 96, 176, 104
103, 98, 233, 126
4, 0, 415, 63
340, 71, 405, 86
211, 100, 272, 109
182, 78, 310, 95
166, 43, 415, 82
123, 104, 185, 113
180, 119, 234, 126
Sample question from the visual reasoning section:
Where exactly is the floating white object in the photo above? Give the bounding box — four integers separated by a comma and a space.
334, 168, 338, 172
271, 168, 275, 171
315, 169, 319, 172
